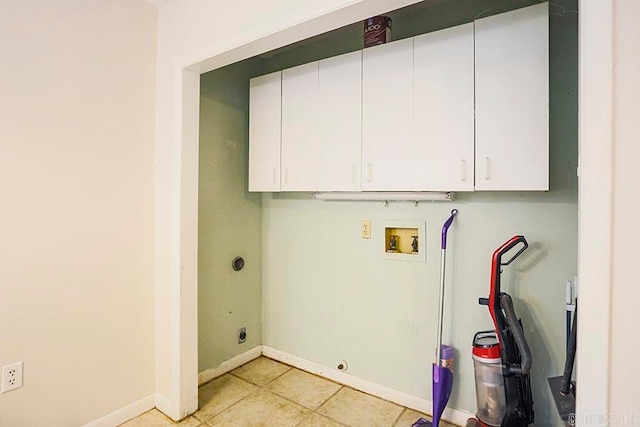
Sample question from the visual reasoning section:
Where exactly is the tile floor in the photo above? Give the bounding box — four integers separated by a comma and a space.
120, 357, 458, 427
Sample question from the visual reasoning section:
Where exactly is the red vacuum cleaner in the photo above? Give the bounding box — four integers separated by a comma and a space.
466, 236, 534, 427
414, 209, 458, 427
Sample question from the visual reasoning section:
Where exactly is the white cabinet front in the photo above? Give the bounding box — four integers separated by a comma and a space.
362, 38, 414, 191
281, 51, 362, 191
249, 71, 281, 192
281, 62, 319, 191
317, 51, 362, 191
475, 2, 549, 191
413, 23, 475, 192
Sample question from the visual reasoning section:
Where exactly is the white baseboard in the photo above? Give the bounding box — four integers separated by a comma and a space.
262, 346, 473, 426
82, 394, 156, 427
198, 346, 263, 386
154, 393, 174, 421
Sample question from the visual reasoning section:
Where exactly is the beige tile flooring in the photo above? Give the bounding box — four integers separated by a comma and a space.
120, 356, 458, 427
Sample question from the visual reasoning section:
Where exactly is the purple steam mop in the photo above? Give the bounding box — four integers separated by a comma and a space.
414, 209, 458, 427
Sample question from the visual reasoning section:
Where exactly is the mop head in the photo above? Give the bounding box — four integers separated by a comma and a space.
412, 418, 432, 426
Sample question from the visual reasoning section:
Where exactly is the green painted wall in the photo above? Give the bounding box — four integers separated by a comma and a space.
261, 1, 578, 425
198, 59, 264, 372
199, 0, 577, 424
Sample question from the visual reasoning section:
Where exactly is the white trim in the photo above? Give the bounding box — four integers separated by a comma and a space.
198, 346, 263, 386
154, 393, 173, 421
175, 67, 201, 420
82, 394, 156, 427
575, 0, 613, 417
262, 346, 474, 426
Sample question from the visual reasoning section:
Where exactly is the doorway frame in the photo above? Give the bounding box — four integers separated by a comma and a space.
157, 0, 613, 419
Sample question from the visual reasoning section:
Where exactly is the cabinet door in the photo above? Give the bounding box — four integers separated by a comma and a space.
413, 23, 474, 191
249, 71, 281, 191
317, 51, 362, 191
475, 3, 549, 190
281, 62, 319, 191
362, 38, 414, 191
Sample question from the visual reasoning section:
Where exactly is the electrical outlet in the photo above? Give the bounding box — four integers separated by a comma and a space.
2, 362, 23, 393
361, 220, 372, 239
238, 327, 247, 344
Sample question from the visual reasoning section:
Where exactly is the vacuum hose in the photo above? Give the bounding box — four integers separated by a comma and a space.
500, 294, 532, 375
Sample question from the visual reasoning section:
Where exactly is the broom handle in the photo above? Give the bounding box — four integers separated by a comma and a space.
436, 209, 458, 364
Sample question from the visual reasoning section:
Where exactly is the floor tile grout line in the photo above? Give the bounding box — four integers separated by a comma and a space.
263, 384, 336, 412
391, 407, 408, 427
293, 411, 315, 427
196, 379, 262, 424
201, 359, 303, 425
227, 357, 293, 387
314, 384, 345, 415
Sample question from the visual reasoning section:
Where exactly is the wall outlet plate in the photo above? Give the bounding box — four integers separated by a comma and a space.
238, 327, 247, 344
361, 220, 372, 239
2, 361, 23, 393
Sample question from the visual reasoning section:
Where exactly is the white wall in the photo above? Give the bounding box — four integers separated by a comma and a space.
609, 0, 640, 416
0, 1, 157, 425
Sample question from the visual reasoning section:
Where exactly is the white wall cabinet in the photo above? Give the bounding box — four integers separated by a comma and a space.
281, 51, 362, 191
362, 38, 414, 191
281, 62, 319, 191
248, 71, 281, 191
475, 2, 549, 191
248, 4, 548, 193
413, 23, 475, 191
317, 51, 362, 191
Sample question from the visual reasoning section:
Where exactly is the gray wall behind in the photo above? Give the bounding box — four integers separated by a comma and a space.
199, 59, 264, 372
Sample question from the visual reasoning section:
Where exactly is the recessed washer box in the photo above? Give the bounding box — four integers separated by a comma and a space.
378, 220, 426, 262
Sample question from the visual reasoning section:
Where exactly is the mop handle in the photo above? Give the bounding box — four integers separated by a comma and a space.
441, 209, 458, 249
436, 209, 458, 364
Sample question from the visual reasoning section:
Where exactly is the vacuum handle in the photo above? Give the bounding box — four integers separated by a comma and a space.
488, 236, 529, 340
473, 330, 497, 344
441, 209, 458, 249
495, 235, 528, 266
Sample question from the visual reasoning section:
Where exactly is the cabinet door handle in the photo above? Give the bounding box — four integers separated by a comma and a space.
461, 160, 467, 182
366, 164, 373, 183
484, 157, 491, 180
351, 165, 357, 184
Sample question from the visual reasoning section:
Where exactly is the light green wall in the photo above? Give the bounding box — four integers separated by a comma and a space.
261, 1, 578, 425
198, 59, 264, 372
198, 0, 577, 424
